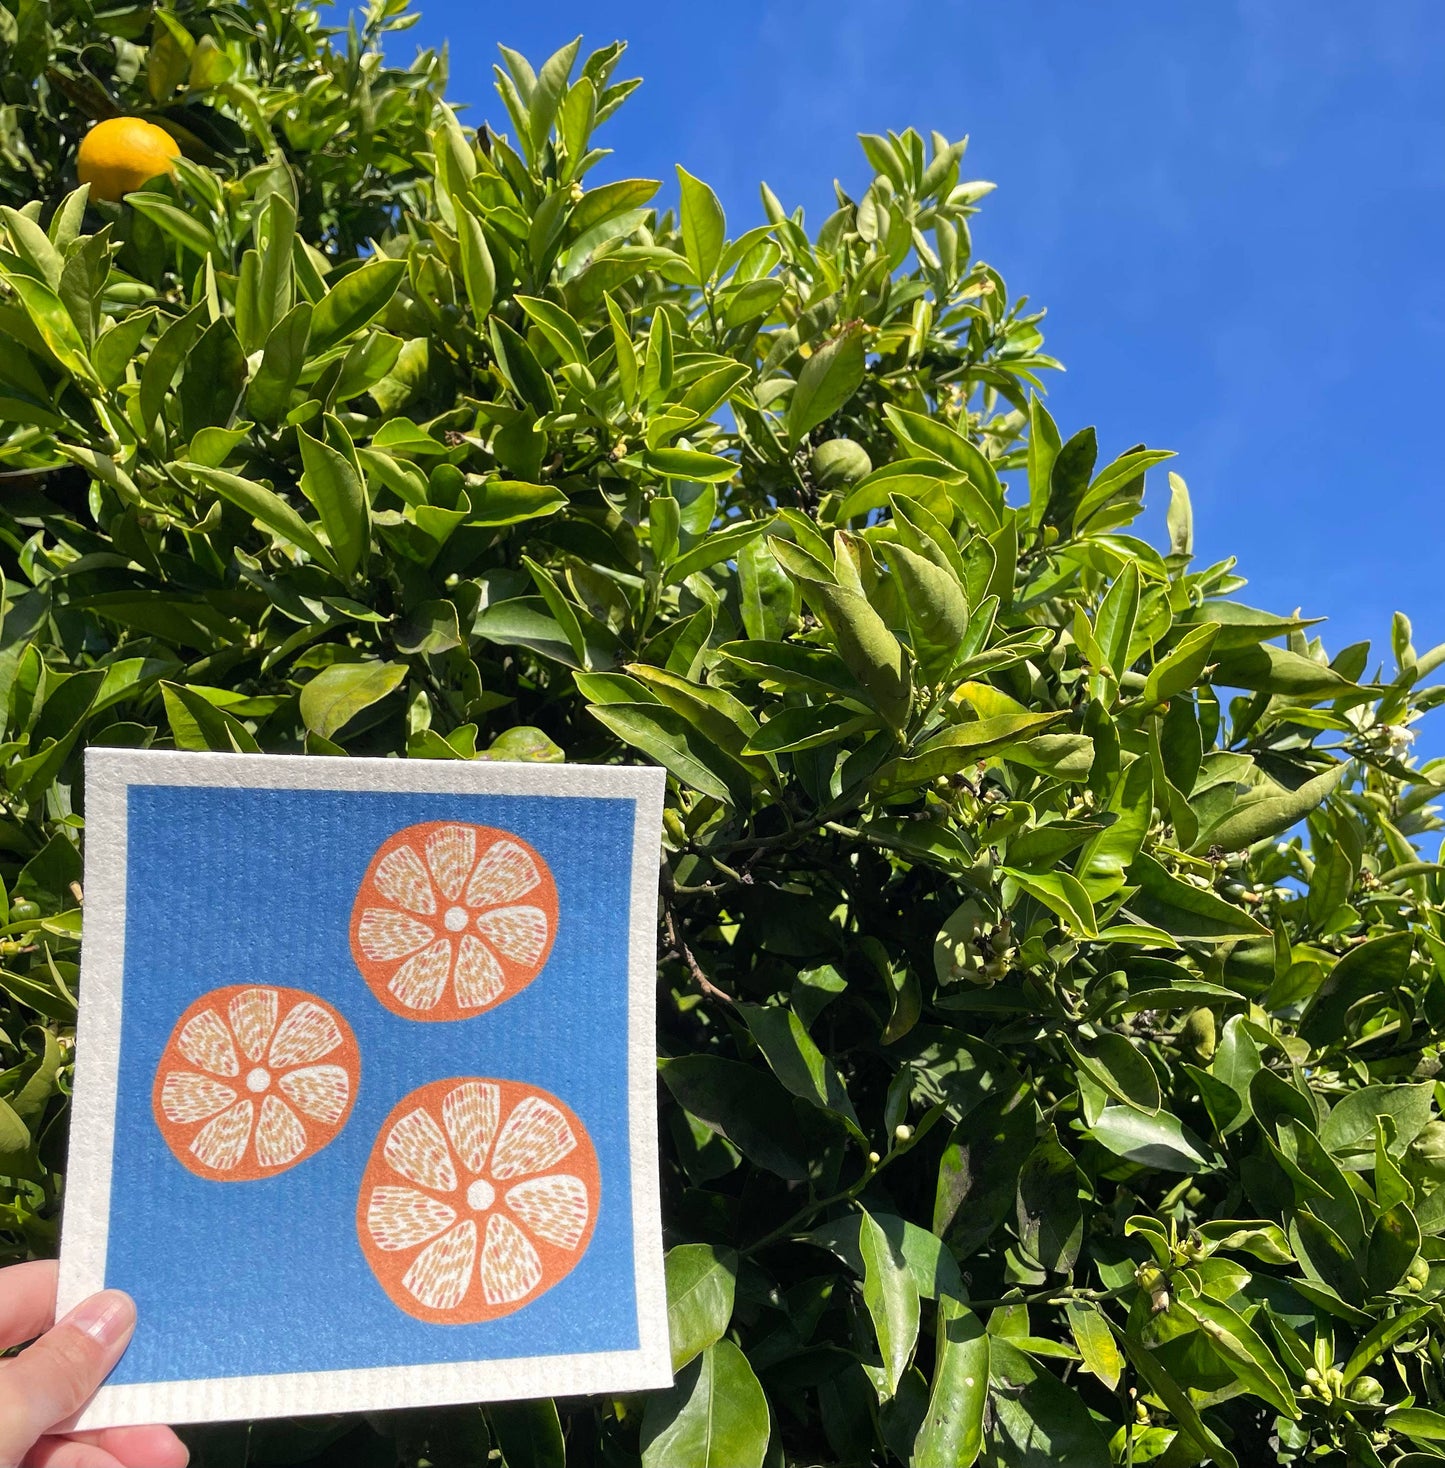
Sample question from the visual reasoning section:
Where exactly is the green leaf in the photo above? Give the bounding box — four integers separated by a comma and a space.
1211, 643, 1357, 699
1004, 868, 1098, 938
886, 540, 969, 684
491, 317, 559, 412
1142, 623, 1218, 708
742, 704, 868, 756
1088, 1106, 1213, 1172
777, 571, 911, 730
7, 274, 97, 385
676, 165, 726, 285
1298, 931, 1413, 1048
624, 665, 763, 768
722, 540, 785, 646
1120, 1333, 1238, 1468
487, 1401, 564, 1468
1183, 1294, 1298, 1418
1076, 754, 1152, 893
589, 702, 751, 806
308, 257, 406, 355
1124, 854, 1269, 941
1387, 1408, 1445, 1446
933, 1084, 1035, 1255
640, 1340, 769, 1468
125, 193, 218, 260
806, 1214, 963, 1302
1320, 1082, 1436, 1159
659, 1056, 807, 1180
644, 446, 737, 483
484, 725, 564, 763
913, 1296, 988, 1468
859, 1207, 921, 1399
1064, 1303, 1121, 1391
469, 479, 568, 527
1075, 448, 1175, 530
298, 421, 369, 579
1167, 472, 1194, 556
985, 1337, 1113, 1468
160, 682, 261, 754
788, 325, 866, 445
884, 711, 1068, 787
245, 301, 312, 424
1344, 1304, 1434, 1384
1015, 1126, 1084, 1274
92, 307, 155, 390
884, 406, 1005, 526
1026, 399, 1062, 527
515, 292, 587, 365
741, 1004, 861, 1133
1044, 426, 1097, 535
667, 518, 770, 584
457, 210, 497, 323
175, 316, 245, 439
1289, 1210, 1364, 1309
178, 465, 334, 571
1065, 1031, 1161, 1114
665, 1243, 738, 1373
1365, 1201, 1421, 1295
298, 660, 407, 740
1197, 763, 1344, 854
1094, 562, 1139, 679
528, 38, 580, 156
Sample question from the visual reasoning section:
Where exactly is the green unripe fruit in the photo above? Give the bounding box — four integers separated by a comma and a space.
7, 899, 39, 923
1135, 1263, 1164, 1292
810, 438, 872, 488
1348, 1375, 1384, 1404
1179, 1007, 1217, 1062
1405, 1255, 1431, 1292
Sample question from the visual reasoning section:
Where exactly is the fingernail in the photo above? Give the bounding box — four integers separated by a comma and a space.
63, 1290, 135, 1348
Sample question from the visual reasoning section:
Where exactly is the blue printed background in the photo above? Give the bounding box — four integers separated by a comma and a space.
104, 784, 640, 1384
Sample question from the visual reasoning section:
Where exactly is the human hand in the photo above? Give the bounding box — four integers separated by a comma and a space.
0, 1261, 188, 1468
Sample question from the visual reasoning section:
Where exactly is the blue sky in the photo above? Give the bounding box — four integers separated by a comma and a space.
399, 1, 1444, 677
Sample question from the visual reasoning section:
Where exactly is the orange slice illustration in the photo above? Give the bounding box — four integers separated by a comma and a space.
356, 1078, 600, 1324
152, 985, 359, 1181
349, 822, 559, 1021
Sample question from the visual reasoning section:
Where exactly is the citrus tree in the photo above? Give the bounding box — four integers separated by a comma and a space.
3, 4, 1445, 1466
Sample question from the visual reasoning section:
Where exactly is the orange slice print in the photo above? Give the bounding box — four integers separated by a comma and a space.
152, 985, 359, 1181
349, 822, 559, 1022
356, 1078, 600, 1324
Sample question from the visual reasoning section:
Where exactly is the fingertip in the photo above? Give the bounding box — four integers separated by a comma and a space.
60, 1290, 135, 1351
147, 1427, 191, 1468
50, 1424, 189, 1468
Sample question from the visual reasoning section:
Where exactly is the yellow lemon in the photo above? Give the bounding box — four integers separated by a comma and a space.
77, 117, 181, 203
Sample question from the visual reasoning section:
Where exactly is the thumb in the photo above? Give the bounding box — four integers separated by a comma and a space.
0, 1290, 134, 1466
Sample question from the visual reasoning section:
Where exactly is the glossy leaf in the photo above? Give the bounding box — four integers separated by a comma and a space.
298, 660, 406, 740
665, 1243, 737, 1373
308, 258, 406, 354
639, 1341, 770, 1468
859, 1207, 921, 1398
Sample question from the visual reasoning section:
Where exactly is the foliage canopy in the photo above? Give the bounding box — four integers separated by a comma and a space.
2, 3, 1445, 1465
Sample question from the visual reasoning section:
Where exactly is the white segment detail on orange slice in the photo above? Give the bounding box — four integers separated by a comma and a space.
228, 988, 278, 1063
278, 1064, 350, 1124
177, 1010, 239, 1077
404, 1220, 478, 1310
160, 1072, 237, 1124
490, 1095, 576, 1179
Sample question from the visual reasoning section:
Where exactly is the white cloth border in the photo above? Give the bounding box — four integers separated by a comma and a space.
57, 748, 672, 1428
